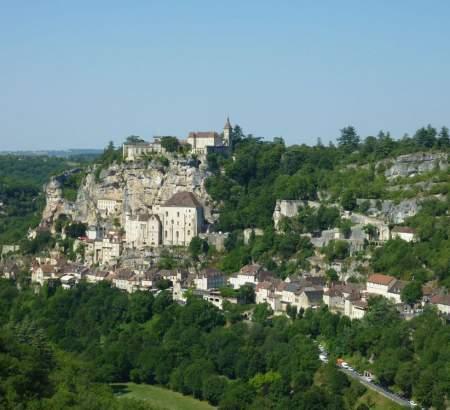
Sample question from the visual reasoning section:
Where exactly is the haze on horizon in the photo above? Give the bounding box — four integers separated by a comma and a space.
1, 1, 450, 151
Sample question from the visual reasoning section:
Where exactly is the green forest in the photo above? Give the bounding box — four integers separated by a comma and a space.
1, 279, 448, 409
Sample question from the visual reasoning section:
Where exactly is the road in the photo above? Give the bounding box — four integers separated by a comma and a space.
316, 342, 415, 408
339, 367, 412, 408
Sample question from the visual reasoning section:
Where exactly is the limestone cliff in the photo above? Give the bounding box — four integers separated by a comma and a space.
41, 158, 216, 229
382, 152, 448, 179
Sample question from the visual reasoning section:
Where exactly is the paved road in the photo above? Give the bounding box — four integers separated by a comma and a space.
339, 367, 412, 408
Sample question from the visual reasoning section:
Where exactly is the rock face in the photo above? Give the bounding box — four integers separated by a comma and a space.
383, 152, 448, 179
41, 170, 79, 228
356, 198, 420, 224
41, 159, 215, 229
273, 199, 320, 229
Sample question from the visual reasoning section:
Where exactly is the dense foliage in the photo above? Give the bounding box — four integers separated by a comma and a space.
1, 279, 448, 409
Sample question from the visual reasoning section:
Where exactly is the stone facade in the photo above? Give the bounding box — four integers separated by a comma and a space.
125, 213, 161, 248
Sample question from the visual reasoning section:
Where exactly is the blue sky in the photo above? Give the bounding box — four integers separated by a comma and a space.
1, 1, 450, 150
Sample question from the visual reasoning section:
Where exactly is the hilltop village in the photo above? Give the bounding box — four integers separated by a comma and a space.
5, 123, 447, 322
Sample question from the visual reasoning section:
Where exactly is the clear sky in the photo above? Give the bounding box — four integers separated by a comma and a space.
1, 1, 450, 150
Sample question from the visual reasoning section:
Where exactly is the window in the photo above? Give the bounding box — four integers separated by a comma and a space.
176, 231, 179, 239
188, 230, 191, 236
165, 231, 168, 238
165, 211, 168, 217
177, 212, 180, 217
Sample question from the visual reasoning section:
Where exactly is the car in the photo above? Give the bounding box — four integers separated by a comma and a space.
409, 400, 418, 407
364, 376, 373, 382
341, 362, 349, 369
347, 366, 354, 371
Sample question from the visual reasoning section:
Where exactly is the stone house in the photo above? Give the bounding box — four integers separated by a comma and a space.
391, 226, 416, 242
85, 270, 110, 283
430, 294, 450, 315
112, 269, 137, 293
344, 297, 368, 320
229, 264, 274, 289
366, 274, 396, 298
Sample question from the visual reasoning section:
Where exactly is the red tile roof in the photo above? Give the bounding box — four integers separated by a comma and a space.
431, 294, 450, 306
367, 274, 396, 286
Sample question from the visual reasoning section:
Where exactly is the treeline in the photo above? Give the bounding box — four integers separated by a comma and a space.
1, 279, 448, 409
207, 124, 450, 232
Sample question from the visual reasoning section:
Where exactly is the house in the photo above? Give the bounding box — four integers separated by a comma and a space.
86, 231, 122, 266
294, 288, 324, 310
194, 289, 238, 310
366, 274, 396, 298
60, 274, 76, 289
430, 294, 450, 315
139, 268, 161, 289
86, 270, 110, 283
255, 280, 282, 312
391, 226, 416, 242
194, 268, 226, 291
160, 191, 204, 247
229, 264, 275, 289
31, 264, 61, 285
112, 269, 137, 293
344, 297, 368, 320
386, 279, 408, 304
323, 282, 364, 315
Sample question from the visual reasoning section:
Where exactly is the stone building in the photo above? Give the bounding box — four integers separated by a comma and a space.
187, 118, 232, 155
124, 213, 161, 248
122, 138, 164, 161
160, 191, 204, 246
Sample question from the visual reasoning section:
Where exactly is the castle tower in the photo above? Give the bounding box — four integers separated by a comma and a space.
223, 117, 232, 146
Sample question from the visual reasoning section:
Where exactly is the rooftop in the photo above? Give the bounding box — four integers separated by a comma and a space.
431, 294, 450, 306
392, 226, 416, 234
188, 131, 220, 139
164, 191, 202, 208
367, 273, 396, 286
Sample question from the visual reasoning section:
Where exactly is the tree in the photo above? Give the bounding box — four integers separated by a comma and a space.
325, 268, 339, 283
437, 126, 450, 148
337, 126, 360, 153
126, 135, 144, 143
160, 136, 180, 153
401, 281, 423, 305
65, 222, 87, 238
189, 237, 209, 260
252, 303, 272, 324
238, 285, 255, 305
341, 190, 357, 211
339, 220, 352, 239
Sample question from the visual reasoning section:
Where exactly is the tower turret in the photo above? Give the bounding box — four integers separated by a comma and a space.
223, 117, 232, 147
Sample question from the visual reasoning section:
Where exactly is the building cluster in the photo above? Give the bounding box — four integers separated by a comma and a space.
273, 200, 417, 256
80, 191, 205, 267
26, 253, 450, 320
122, 118, 233, 160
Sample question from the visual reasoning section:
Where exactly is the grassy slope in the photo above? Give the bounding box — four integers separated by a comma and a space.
356, 389, 405, 410
112, 383, 215, 410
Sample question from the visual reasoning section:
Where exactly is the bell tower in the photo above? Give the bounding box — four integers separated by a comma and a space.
223, 117, 232, 147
